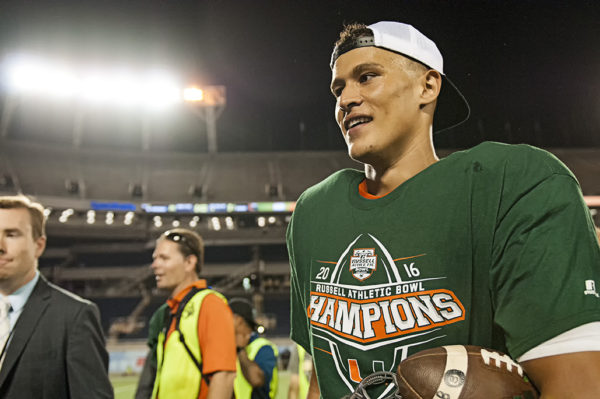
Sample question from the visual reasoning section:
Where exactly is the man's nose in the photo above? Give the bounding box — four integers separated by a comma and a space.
339, 84, 362, 113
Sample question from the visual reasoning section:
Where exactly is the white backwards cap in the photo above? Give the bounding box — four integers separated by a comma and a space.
331, 21, 470, 133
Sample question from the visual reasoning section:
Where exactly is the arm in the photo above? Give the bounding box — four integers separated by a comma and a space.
206, 370, 236, 399
67, 303, 113, 399
491, 170, 600, 362
522, 352, 600, 398
237, 343, 277, 389
288, 374, 300, 399
199, 294, 237, 398
237, 348, 266, 387
488, 157, 600, 397
307, 362, 321, 399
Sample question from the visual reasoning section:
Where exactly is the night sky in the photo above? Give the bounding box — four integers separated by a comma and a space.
1, 1, 599, 152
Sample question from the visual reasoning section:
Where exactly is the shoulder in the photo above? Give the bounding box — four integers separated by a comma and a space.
199, 290, 230, 315
149, 303, 169, 324
289, 168, 361, 240
202, 289, 228, 305
253, 338, 277, 360
461, 141, 572, 176
296, 168, 363, 209
256, 342, 277, 360
447, 142, 576, 187
151, 302, 169, 315
42, 278, 97, 310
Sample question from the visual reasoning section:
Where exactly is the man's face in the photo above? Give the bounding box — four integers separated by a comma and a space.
0, 208, 46, 294
330, 47, 424, 165
151, 239, 194, 292
232, 313, 246, 333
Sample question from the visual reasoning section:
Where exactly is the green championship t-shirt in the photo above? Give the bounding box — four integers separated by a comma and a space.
287, 142, 600, 398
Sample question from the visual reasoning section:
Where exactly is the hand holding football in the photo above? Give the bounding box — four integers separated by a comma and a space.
396, 345, 539, 399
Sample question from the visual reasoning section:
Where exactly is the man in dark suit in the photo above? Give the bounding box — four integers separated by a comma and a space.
0, 195, 113, 398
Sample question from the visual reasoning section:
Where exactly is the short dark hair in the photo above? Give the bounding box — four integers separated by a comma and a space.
334, 22, 373, 50
333, 22, 428, 76
0, 195, 46, 240
159, 228, 204, 275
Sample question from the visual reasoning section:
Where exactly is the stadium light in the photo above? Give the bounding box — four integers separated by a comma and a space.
211, 216, 221, 231
143, 71, 181, 109
183, 87, 204, 102
124, 211, 135, 226
80, 71, 115, 104
3, 55, 181, 109
5, 57, 79, 98
105, 211, 114, 225
183, 85, 226, 106
86, 210, 96, 225
4, 56, 46, 93
183, 85, 227, 153
189, 216, 200, 228
59, 208, 74, 224
109, 71, 139, 106
225, 216, 235, 230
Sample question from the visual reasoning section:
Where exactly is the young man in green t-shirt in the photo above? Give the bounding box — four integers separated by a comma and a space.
287, 21, 600, 398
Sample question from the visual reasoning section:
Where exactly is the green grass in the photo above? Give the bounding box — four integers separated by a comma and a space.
111, 371, 291, 399
111, 375, 139, 399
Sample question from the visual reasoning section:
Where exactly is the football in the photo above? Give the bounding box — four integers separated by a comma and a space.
395, 345, 539, 399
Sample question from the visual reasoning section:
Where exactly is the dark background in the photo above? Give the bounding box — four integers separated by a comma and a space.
1, 0, 599, 152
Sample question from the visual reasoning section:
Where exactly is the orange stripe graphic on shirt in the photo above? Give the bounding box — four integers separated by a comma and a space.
306, 288, 465, 344
314, 346, 332, 356
393, 253, 427, 262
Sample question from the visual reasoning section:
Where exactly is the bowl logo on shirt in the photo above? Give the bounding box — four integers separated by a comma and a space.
350, 248, 377, 280
308, 233, 466, 392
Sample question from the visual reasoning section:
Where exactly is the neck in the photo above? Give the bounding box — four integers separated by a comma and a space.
170, 275, 199, 298
0, 268, 37, 296
363, 131, 438, 196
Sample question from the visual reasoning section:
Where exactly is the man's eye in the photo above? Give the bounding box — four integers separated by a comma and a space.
359, 73, 376, 83
332, 87, 343, 98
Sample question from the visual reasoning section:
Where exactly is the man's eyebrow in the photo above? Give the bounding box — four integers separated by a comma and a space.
1, 228, 22, 234
331, 62, 385, 92
353, 62, 384, 74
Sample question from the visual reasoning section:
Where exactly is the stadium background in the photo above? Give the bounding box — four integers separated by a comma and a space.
0, 1, 599, 397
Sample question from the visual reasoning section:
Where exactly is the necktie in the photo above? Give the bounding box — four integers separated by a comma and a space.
0, 296, 11, 369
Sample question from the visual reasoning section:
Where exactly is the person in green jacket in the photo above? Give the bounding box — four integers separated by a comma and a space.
230, 298, 278, 399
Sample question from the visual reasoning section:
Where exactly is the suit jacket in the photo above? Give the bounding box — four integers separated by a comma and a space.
0, 274, 113, 399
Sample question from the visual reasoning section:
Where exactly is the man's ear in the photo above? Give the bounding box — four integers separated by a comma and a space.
420, 69, 442, 106
35, 235, 47, 259
184, 254, 198, 274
